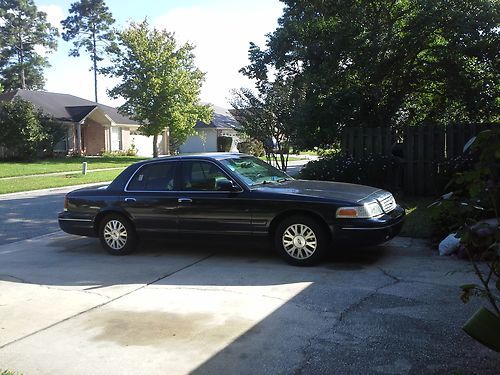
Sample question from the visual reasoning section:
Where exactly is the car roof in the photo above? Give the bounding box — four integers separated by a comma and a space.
134, 152, 248, 166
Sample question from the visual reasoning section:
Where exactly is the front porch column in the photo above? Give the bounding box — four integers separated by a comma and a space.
76, 122, 82, 155
104, 126, 111, 152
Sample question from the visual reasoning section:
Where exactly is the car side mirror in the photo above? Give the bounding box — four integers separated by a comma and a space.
216, 178, 239, 192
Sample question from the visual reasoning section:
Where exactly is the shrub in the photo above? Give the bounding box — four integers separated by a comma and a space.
298, 152, 396, 190
217, 136, 232, 152
0, 99, 65, 160
237, 139, 265, 156
101, 148, 137, 157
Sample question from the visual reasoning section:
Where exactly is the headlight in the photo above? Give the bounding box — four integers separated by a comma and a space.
336, 201, 383, 218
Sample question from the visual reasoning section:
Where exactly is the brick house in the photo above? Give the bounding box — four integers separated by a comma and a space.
0, 89, 169, 156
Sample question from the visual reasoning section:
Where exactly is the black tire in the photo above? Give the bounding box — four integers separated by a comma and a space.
274, 215, 329, 266
99, 214, 137, 255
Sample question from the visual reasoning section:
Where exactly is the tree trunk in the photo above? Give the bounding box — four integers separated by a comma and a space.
19, 35, 26, 89
153, 134, 158, 158
92, 32, 98, 103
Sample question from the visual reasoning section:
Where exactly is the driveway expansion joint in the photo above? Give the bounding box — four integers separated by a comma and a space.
0, 274, 29, 283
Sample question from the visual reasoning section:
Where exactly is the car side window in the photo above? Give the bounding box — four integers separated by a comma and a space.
180, 161, 227, 191
127, 162, 176, 191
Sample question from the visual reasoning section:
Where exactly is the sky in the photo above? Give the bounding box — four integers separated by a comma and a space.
34, 0, 284, 108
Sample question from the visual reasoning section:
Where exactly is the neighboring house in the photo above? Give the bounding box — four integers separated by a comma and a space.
179, 105, 241, 153
0, 89, 169, 157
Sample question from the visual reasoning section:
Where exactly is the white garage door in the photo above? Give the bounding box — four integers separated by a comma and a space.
130, 133, 166, 157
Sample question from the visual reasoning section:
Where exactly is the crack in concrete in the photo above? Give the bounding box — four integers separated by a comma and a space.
294, 267, 402, 374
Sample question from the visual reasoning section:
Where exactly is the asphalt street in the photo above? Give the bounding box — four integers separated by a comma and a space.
0, 190, 67, 246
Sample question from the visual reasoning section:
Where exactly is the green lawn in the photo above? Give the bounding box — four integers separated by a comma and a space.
398, 196, 436, 239
0, 169, 124, 194
0, 156, 147, 178
259, 155, 309, 162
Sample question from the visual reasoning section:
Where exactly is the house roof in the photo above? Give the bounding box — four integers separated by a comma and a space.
0, 89, 139, 125
195, 105, 241, 131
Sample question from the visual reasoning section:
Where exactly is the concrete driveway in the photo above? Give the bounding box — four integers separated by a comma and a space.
0, 233, 498, 374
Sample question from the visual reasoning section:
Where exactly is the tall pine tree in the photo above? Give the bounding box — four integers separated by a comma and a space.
61, 0, 117, 103
0, 0, 58, 90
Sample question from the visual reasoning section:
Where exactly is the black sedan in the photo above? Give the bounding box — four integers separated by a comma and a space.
58, 153, 405, 265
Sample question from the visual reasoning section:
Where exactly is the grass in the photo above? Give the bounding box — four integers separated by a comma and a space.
398, 196, 436, 239
298, 150, 319, 156
259, 155, 309, 162
1, 370, 22, 375
0, 169, 123, 194
0, 156, 147, 178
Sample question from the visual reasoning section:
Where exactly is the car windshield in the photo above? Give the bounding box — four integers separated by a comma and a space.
220, 156, 292, 186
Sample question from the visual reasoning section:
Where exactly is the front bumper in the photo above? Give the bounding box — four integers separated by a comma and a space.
58, 212, 96, 237
333, 205, 405, 245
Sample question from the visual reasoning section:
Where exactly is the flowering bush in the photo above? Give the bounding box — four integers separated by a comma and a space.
299, 152, 396, 190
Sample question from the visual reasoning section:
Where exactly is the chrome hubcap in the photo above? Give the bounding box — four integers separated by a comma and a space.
282, 223, 317, 259
104, 220, 128, 250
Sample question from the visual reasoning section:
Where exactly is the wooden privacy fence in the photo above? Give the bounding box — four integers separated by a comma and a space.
341, 123, 496, 196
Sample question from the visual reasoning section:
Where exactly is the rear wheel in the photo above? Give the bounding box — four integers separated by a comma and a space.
99, 214, 137, 255
274, 215, 328, 266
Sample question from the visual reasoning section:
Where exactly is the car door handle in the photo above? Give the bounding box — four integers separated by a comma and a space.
124, 198, 136, 203
178, 198, 192, 204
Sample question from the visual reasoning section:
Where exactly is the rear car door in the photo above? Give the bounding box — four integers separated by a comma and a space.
176, 160, 252, 235
121, 160, 179, 233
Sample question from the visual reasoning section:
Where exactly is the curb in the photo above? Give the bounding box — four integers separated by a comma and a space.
0, 181, 111, 200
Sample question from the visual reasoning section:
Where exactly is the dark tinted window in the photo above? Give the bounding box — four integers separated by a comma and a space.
127, 162, 176, 191
180, 161, 227, 191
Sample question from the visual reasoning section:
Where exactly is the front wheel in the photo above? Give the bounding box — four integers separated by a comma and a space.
274, 215, 329, 266
99, 214, 137, 255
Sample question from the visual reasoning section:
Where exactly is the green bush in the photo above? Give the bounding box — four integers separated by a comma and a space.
237, 139, 265, 156
298, 153, 395, 190
217, 136, 232, 152
0, 99, 64, 160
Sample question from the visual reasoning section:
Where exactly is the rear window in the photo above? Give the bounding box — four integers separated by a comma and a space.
127, 162, 176, 191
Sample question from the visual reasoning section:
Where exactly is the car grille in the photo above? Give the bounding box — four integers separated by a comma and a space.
378, 194, 396, 213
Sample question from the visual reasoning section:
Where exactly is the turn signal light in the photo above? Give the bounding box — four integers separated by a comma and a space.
336, 208, 358, 218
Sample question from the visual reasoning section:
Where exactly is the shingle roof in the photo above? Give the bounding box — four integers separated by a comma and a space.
0, 89, 139, 125
195, 105, 241, 130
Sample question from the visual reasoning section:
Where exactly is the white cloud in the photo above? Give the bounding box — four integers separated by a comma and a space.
39, 4, 65, 32
41, 1, 283, 108
154, 1, 283, 108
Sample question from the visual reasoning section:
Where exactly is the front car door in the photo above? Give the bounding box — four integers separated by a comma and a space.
176, 159, 252, 235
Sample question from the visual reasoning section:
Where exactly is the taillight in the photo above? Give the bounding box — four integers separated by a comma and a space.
64, 197, 68, 211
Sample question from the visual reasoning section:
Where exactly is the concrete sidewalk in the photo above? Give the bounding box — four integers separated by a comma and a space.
0, 232, 498, 374
0, 167, 124, 181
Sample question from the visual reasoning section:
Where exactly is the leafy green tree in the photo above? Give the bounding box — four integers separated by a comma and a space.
242, 0, 499, 148
231, 78, 302, 171
107, 20, 212, 157
0, 0, 58, 90
61, 0, 117, 103
0, 99, 64, 159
